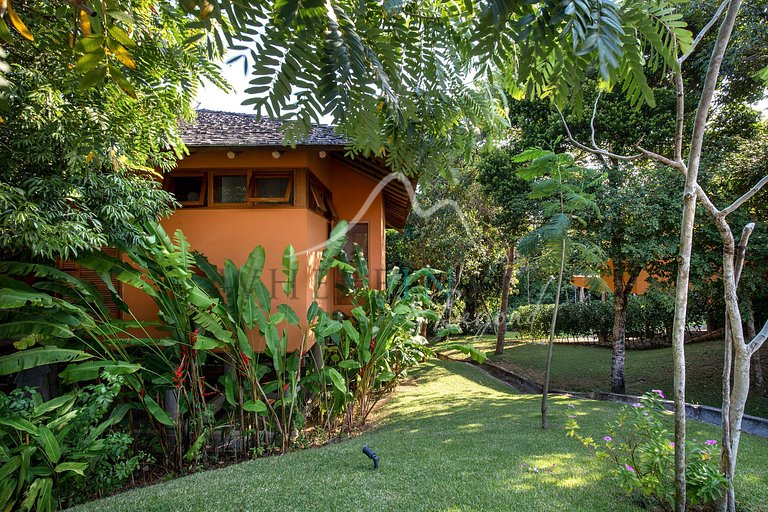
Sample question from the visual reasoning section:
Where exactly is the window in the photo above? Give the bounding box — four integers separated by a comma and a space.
166, 174, 206, 206
335, 223, 368, 305
308, 177, 336, 220
249, 173, 293, 204
213, 174, 247, 204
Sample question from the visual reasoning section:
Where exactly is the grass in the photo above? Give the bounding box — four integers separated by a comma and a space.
70, 360, 768, 512
440, 336, 768, 418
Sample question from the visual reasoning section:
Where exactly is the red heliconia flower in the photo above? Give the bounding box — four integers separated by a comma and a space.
173, 353, 188, 389
369, 337, 376, 352
190, 328, 200, 344
283, 383, 290, 393
199, 376, 218, 398
238, 351, 251, 377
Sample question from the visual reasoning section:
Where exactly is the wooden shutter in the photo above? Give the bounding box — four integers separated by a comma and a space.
57, 247, 122, 318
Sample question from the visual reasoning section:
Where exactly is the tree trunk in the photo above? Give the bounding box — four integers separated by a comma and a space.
496, 246, 515, 355
752, 347, 766, 397
744, 301, 766, 396
541, 238, 566, 429
610, 261, 640, 394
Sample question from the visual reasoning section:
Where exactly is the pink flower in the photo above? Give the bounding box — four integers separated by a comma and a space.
705, 439, 717, 446
632, 402, 642, 408
651, 389, 665, 399
669, 442, 675, 448
624, 464, 634, 472
604, 436, 613, 442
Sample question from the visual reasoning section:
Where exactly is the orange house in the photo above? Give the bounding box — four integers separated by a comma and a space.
121, 110, 413, 350
572, 260, 653, 297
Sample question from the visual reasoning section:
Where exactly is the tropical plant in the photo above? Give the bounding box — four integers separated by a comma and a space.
513, 148, 603, 429
0, 375, 138, 511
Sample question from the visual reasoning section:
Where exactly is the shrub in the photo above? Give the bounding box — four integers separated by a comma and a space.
566, 391, 728, 510
0, 375, 139, 511
507, 295, 677, 343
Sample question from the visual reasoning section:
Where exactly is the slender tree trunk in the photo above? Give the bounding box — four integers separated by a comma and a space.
496, 246, 515, 355
752, 346, 766, 397
744, 301, 766, 396
541, 238, 566, 429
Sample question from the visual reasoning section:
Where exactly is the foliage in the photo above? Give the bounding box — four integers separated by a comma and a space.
0, 0, 226, 259
314, 249, 480, 431
386, 168, 506, 330
566, 391, 728, 509
508, 294, 679, 342
0, 376, 138, 511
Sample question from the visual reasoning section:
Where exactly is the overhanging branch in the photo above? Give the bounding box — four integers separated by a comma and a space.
721, 175, 768, 217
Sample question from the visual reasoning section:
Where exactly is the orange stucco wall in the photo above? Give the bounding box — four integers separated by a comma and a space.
571, 260, 652, 295
123, 148, 388, 351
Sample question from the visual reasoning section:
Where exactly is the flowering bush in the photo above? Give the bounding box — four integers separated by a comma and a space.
566, 390, 728, 510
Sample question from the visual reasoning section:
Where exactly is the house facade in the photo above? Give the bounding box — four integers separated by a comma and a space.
121, 110, 413, 351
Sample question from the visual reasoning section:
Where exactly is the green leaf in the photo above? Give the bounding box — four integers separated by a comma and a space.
0, 417, 39, 436
254, 280, 271, 314
337, 360, 361, 370
37, 426, 61, 464
281, 244, 298, 295
193, 335, 224, 351
237, 246, 266, 314
59, 360, 140, 383
143, 395, 174, 426
32, 394, 76, 418
0, 347, 91, 376
242, 399, 267, 413
326, 367, 346, 392
54, 462, 88, 476
277, 304, 300, 326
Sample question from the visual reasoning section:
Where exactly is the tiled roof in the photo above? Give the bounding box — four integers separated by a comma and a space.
181, 110, 347, 148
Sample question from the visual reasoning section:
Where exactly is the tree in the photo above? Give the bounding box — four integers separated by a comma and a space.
0, 0, 227, 259
386, 167, 505, 333
476, 149, 535, 354
198, 1, 687, 178
513, 149, 602, 429
559, 0, 768, 507
504, 95, 682, 394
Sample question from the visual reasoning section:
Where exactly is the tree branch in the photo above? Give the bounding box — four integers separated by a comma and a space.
674, 66, 685, 163
556, 107, 642, 162
679, 0, 729, 65
747, 318, 768, 355
590, 91, 602, 149
635, 145, 687, 173
721, 175, 768, 217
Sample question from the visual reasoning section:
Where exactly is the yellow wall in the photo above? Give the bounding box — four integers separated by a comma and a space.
123, 148, 389, 351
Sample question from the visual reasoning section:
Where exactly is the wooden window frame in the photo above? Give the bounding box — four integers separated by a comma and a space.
165, 172, 207, 207
248, 171, 294, 204
209, 170, 249, 207
308, 175, 336, 220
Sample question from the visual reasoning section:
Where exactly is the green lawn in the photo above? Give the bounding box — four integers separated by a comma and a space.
70, 360, 768, 512
441, 336, 768, 418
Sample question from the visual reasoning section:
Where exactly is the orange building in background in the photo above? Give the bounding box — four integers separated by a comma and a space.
121, 110, 413, 351
572, 260, 653, 297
